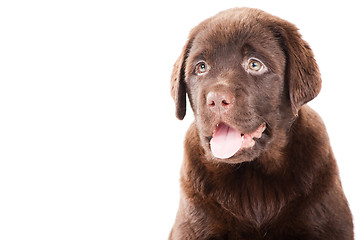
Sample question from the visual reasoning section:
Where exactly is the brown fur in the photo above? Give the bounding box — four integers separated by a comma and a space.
169, 8, 353, 240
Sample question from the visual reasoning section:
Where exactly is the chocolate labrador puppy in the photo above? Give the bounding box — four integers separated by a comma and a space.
169, 8, 353, 240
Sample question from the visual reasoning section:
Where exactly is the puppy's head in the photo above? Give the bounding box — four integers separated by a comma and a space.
171, 8, 321, 164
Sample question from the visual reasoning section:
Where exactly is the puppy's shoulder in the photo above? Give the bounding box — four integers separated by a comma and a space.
184, 122, 199, 147
182, 122, 205, 171
291, 104, 332, 158
295, 104, 328, 138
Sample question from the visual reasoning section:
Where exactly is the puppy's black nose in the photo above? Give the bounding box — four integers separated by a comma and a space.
206, 91, 234, 113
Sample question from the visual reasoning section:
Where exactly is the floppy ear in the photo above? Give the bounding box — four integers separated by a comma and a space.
273, 22, 322, 115
170, 40, 192, 120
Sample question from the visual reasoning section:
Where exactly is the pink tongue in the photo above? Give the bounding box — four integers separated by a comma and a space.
210, 123, 243, 159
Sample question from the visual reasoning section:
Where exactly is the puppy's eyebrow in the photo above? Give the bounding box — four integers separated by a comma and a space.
189, 54, 205, 64
189, 48, 210, 61
242, 44, 266, 59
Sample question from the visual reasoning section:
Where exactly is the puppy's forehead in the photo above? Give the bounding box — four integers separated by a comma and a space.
190, 8, 277, 57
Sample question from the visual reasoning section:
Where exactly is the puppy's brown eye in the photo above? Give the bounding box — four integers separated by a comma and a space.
248, 59, 263, 71
195, 62, 208, 75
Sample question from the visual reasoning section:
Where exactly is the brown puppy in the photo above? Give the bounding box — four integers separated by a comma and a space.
169, 8, 353, 240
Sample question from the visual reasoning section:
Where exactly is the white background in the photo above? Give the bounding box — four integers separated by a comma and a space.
0, 0, 359, 239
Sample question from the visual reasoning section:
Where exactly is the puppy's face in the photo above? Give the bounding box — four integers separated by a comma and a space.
171, 8, 321, 164
185, 20, 288, 163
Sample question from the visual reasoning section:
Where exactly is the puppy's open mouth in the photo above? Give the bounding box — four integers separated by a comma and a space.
207, 122, 266, 159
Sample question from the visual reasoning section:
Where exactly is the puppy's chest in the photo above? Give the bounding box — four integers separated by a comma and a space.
207, 173, 288, 228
